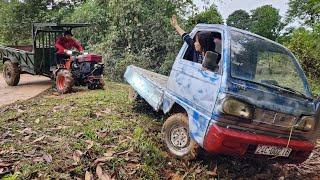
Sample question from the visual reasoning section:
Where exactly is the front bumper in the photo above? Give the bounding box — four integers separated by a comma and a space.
203, 124, 315, 163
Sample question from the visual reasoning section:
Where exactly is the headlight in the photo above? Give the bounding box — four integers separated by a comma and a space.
296, 116, 315, 131
220, 98, 254, 119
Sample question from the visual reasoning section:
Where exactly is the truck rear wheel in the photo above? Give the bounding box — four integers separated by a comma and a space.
162, 113, 199, 161
55, 69, 74, 94
3, 61, 20, 86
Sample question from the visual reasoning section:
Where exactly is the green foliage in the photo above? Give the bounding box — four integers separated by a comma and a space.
287, 0, 320, 27
63, 1, 109, 48
250, 5, 281, 41
0, 0, 36, 44
0, 0, 84, 45
283, 1, 320, 95
285, 27, 320, 94
186, 5, 223, 30
89, 0, 190, 80
227, 10, 251, 30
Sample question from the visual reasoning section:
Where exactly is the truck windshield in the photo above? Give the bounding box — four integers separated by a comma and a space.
230, 30, 307, 95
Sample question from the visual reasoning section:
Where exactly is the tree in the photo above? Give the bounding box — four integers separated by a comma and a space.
227, 10, 251, 30
91, 0, 193, 80
186, 4, 223, 30
287, 0, 320, 27
0, 0, 85, 45
62, 1, 110, 47
285, 27, 320, 94
250, 5, 281, 41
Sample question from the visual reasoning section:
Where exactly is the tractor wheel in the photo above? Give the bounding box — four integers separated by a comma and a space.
3, 61, 20, 86
55, 69, 74, 94
162, 113, 199, 161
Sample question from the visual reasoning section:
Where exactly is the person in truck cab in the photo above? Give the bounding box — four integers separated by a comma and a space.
55, 30, 84, 65
171, 15, 215, 64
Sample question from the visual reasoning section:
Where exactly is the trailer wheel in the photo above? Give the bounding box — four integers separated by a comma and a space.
3, 61, 20, 86
162, 113, 199, 161
55, 69, 74, 94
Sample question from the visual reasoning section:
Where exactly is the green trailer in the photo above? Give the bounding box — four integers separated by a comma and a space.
0, 23, 90, 86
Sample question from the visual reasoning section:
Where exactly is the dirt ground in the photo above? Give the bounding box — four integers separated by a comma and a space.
0, 82, 319, 179
0, 74, 51, 107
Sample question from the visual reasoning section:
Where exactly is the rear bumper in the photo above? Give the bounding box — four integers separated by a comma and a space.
203, 124, 315, 163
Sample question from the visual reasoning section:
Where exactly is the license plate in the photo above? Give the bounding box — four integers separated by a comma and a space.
255, 145, 292, 157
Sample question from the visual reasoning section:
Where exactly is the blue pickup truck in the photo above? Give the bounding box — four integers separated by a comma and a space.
124, 24, 320, 163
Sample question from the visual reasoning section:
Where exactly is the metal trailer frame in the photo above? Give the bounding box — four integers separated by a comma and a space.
0, 23, 90, 77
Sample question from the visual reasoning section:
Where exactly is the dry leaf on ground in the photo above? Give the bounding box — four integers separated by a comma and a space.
0, 162, 13, 168
33, 157, 44, 163
206, 164, 217, 176
18, 128, 33, 135
85, 140, 94, 150
94, 156, 114, 165
96, 165, 112, 180
72, 150, 83, 164
32, 136, 46, 144
75, 132, 84, 138
85, 171, 93, 180
43, 154, 52, 163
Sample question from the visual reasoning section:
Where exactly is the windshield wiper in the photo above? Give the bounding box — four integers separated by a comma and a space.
269, 83, 309, 99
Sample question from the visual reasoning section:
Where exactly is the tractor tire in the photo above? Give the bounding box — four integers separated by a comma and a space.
162, 113, 199, 161
55, 69, 74, 94
3, 61, 20, 86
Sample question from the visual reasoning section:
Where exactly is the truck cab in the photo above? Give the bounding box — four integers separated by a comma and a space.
125, 24, 319, 163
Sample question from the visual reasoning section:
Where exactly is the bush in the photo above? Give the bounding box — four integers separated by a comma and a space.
285, 26, 320, 95
89, 0, 187, 81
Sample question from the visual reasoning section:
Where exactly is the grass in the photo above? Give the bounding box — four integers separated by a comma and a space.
0, 81, 319, 179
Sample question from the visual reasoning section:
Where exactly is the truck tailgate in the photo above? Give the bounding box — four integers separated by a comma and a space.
124, 65, 168, 111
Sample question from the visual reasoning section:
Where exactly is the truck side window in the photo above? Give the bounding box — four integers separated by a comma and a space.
182, 31, 222, 73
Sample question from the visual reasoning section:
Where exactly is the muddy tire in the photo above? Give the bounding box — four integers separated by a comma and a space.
3, 61, 20, 86
55, 69, 74, 94
162, 113, 199, 161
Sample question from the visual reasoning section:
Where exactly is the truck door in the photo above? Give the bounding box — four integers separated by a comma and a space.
168, 29, 223, 118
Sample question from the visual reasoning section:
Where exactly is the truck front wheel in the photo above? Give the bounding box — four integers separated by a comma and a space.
162, 113, 199, 161
3, 61, 20, 86
55, 69, 74, 94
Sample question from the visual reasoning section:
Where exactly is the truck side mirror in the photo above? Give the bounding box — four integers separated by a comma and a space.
202, 51, 219, 72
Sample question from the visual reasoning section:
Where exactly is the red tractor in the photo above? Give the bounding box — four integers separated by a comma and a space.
55, 51, 104, 93
0, 23, 105, 93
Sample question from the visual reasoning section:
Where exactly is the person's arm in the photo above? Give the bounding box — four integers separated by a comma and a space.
55, 38, 65, 54
171, 15, 186, 36
72, 38, 84, 52
171, 15, 194, 48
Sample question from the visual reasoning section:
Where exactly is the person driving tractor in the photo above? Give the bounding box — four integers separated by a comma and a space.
55, 29, 83, 65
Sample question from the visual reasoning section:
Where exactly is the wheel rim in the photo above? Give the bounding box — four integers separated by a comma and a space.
57, 76, 65, 90
4, 66, 12, 79
170, 126, 189, 148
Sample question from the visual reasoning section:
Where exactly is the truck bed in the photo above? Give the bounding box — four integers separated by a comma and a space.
124, 65, 168, 111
